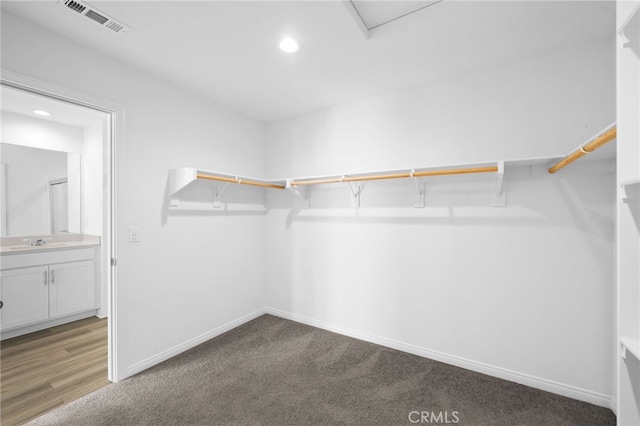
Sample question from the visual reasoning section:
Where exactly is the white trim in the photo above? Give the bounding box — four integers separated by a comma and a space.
265, 307, 614, 410
610, 397, 618, 416
1, 68, 124, 382
124, 308, 266, 379
1, 69, 123, 114
1, 163, 7, 237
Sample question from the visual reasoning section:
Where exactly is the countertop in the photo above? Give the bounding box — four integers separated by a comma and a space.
0, 235, 101, 255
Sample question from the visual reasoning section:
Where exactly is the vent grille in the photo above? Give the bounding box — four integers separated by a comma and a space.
85, 9, 109, 25
64, 0, 86, 14
61, 0, 130, 34
106, 22, 125, 33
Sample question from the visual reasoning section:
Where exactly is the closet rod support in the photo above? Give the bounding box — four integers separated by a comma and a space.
213, 182, 230, 208
492, 161, 506, 207
286, 179, 310, 208
412, 169, 426, 208
348, 181, 363, 208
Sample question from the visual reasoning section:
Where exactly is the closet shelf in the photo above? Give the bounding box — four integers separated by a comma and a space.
169, 167, 285, 194
286, 164, 499, 187
168, 167, 287, 209
548, 123, 617, 174
620, 178, 640, 200
620, 178, 640, 187
621, 337, 640, 361
618, 3, 640, 50
171, 153, 617, 210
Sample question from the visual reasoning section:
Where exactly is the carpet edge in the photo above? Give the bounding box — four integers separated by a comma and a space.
264, 307, 615, 411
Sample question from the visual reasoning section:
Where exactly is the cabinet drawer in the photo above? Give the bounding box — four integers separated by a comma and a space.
0, 248, 95, 270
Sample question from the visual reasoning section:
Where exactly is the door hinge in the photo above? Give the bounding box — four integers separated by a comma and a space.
111, 258, 117, 267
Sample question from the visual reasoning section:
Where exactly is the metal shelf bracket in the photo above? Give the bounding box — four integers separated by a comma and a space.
213, 182, 230, 208
347, 180, 363, 208
412, 169, 426, 208
286, 179, 310, 208
492, 161, 506, 207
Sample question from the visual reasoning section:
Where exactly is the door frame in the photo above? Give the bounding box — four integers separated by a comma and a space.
1, 68, 124, 382
48, 177, 69, 234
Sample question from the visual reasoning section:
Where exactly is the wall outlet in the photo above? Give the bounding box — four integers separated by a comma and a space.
129, 226, 140, 242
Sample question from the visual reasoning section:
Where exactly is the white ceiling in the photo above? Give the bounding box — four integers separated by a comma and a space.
1, 1, 615, 123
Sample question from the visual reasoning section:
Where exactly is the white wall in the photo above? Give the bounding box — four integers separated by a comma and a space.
1, 12, 267, 379
265, 40, 616, 406
266, 43, 615, 178
1, 111, 87, 236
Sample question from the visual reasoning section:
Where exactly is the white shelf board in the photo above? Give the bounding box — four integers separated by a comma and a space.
618, 1, 640, 36
167, 152, 601, 210
285, 160, 501, 183
195, 169, 286, 188
504, 155, 563, 168
621, 337, 640, 361
620, 177, 640, 200
271, 156, 565, 184
620, 177, 640, 187
168, 167, 285, 211
167, 200, 267, 212
619, 3, 640, 53
169, 167, 285, 197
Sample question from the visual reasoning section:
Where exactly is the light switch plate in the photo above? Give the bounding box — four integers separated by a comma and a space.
129, 226, 140, 242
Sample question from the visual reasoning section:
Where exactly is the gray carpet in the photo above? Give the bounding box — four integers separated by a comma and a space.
28, 315, 615, 425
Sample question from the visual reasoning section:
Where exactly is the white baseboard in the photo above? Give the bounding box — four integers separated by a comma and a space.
0, 309, 98, 340
265, 307, 614, 410
124, 308, 266, 379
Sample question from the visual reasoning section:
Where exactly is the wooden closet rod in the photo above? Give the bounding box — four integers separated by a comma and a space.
289, 166, 498, 187
548, 126, 617, 174
196, 173, 285, 190
413, 166, 498, 178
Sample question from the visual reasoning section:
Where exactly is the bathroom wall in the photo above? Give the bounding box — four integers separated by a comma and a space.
1, 111, 83, 153
1, 142, 68, 235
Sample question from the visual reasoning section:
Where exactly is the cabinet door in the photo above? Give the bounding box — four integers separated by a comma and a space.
0, 266, 49, 330
49, 260, 96, 319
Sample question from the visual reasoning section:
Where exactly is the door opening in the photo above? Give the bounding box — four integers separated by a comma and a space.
49, 179, 69, 234
0, 70, 122, 389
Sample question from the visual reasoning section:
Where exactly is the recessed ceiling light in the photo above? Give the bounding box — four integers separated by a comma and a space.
33, 110, 52, 117
279, 37, 301, 53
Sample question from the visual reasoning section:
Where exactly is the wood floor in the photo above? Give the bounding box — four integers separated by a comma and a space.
1, 316, 109, 426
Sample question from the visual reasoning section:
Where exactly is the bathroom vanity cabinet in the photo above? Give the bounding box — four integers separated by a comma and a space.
0, 244, 100, 339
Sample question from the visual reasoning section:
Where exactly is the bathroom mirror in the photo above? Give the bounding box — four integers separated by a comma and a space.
0, 143, 81, 237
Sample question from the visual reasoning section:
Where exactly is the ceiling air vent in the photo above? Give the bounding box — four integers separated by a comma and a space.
61, 0, 131, 34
